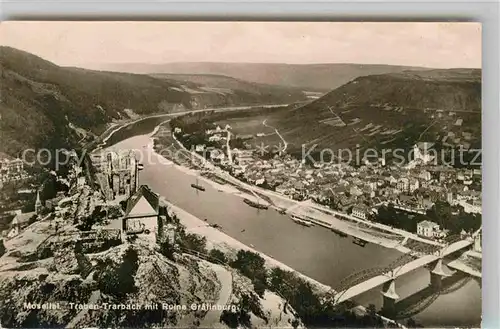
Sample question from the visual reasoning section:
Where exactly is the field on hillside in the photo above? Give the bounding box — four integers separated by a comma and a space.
0, 47, 308, 157
217, 103, 481, 161
214, 112, 287, 151
199, 69, 481, 165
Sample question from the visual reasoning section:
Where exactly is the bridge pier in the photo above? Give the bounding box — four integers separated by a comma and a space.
381, 279, 399, 317
430, 258, 452, 291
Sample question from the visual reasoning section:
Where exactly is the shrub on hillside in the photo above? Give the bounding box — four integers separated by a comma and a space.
93, 247, 139, 298
208, 249, 227, 264
230, 250, 267, 283
0, 239, 6, 257
177, 227, 207, 253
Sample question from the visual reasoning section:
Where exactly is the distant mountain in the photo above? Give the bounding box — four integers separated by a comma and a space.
94, 62, 428, 92
0, 47, 305, 156
0, 47, 186, 156
150, 73, 298, 94
303, 69, 481, 115
214, 68, 482, 163
150, 73, 307, 108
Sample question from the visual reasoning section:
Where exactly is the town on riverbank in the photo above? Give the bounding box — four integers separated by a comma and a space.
0, 21, 486, 329
0, 126, 410, 328
0, 109, 482, 328
152, 116, 482, 254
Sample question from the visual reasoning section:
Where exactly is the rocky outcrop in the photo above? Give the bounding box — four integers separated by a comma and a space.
52, 243, 92, 278
0, 239, 302, 328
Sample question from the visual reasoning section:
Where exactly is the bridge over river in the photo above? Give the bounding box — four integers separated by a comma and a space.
334, 238, 474, 307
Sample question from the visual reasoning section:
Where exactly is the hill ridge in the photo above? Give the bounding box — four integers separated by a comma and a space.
92, 61, 433, 91
0, 47, 305, 156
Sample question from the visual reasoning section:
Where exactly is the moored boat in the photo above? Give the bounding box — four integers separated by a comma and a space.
291, 214, 313, 227
191, 183, 206, 191
212, 176, 227, 185
243, 198, 268, 210
191, 176, 206, 191
352, 237, 368, 247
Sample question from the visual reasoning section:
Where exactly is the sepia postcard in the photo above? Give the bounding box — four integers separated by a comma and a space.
0, 22, 482, 328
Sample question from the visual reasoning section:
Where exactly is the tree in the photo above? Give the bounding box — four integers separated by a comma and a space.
171, 213, 180, 225
0, 239, 6, 257
406, 317, 422, 328
220, 309, 241, 328
231, 250, 267, 284
427, 200, 452, 228
159, 240, 175, 260
219, 297, 252, 329
178, 232, 207, 253
209, 249, 227, 264
27, 215, 38, 225
119, 200, 128, 212
366, 303, 377, 318
94, 247, 139, 297
253, 278, 267, 298
76, 206, 106, 231
426, 201, 481, 234
375, 204, 417, 232
269, 267, 296, 297
76, 215, 94, 231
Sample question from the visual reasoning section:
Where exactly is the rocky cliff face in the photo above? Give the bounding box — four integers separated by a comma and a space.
0, 221, 298, 328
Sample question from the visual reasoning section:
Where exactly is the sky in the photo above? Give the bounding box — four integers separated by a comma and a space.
0, 21, 482, 68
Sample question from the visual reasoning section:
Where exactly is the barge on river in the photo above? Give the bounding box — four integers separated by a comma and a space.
191, 184, 206, 191
191, 177, 206, 192
352, 237, 368, 247
291, 214, 313, 227
243, 198, 269, 210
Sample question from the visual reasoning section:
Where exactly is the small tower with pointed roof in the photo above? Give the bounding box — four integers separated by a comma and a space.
35, 190, 42, 214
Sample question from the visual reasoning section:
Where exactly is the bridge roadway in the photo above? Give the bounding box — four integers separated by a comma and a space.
335, 239, 473, 305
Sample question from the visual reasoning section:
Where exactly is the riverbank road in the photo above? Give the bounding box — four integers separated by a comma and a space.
306, 202, 443, 247
169, 130, 441, 248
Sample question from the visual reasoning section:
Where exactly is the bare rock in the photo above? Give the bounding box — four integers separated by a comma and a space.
53, 245, 92, 277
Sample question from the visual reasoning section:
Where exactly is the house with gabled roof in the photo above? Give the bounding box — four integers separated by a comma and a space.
122, 185, 159, 232
7, 210, 35, 238
352, 204, 368, 220
417, 220, 440, 238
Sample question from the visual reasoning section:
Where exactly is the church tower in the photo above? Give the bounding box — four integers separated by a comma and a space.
35, 190, 42, 214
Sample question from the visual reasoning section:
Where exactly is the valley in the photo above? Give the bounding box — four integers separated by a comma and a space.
0, 47, 306, 158
196, 69, 481, 164
0, 23, 483, 328
97, 61, 428, 91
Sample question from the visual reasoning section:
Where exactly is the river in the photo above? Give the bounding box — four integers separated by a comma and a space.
104, 116, 481, 327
